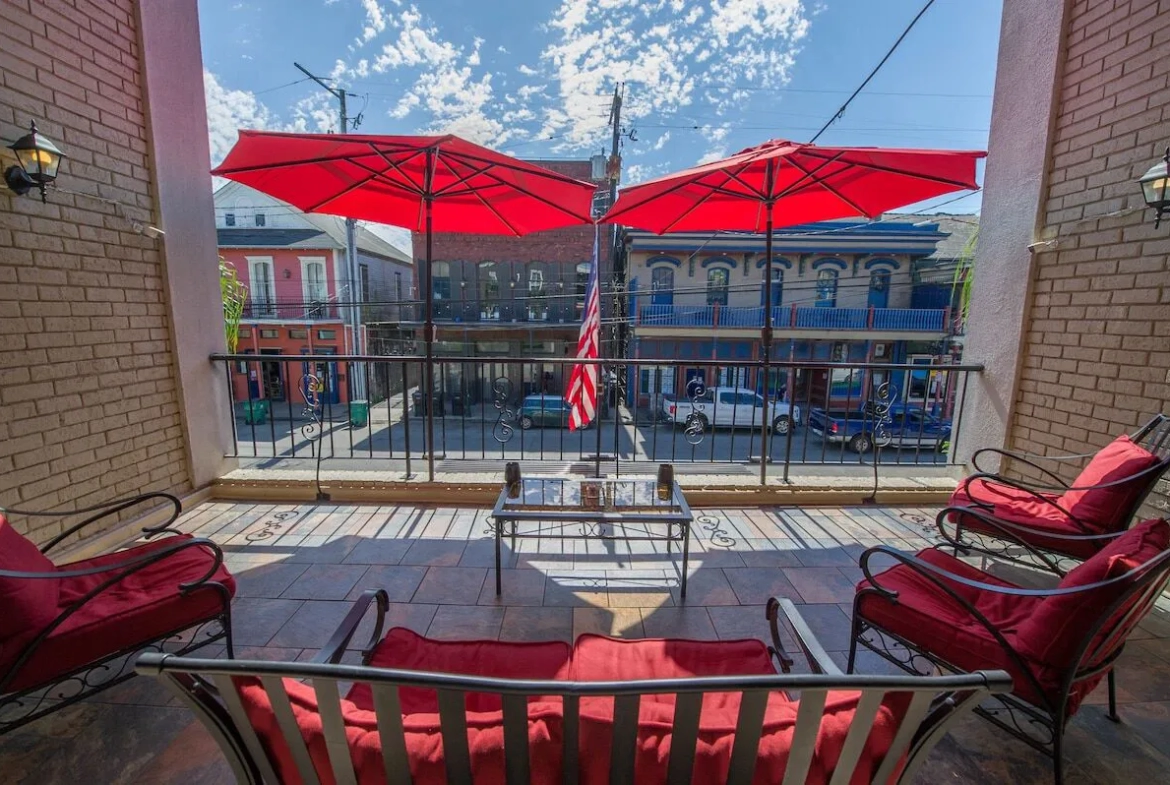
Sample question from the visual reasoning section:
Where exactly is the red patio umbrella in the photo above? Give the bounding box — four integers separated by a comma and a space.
212, 131, 599, 480
600, 139, 985, 481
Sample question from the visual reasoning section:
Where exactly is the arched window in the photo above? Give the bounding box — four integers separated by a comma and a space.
815, 269, 838, 308
706, 268, 730, 306
867, 270, 890, 309
432, 262, 451, 301
479, 262, 500, 320
651, 266, 674, 306
764, 268, 783, 307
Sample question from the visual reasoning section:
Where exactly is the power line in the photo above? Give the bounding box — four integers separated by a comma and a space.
254, 77, 311, 96
810, 0, 939, 143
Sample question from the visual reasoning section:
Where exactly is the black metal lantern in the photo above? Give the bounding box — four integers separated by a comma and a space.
5, 121, 65, 203
1138, 147, 1170, 228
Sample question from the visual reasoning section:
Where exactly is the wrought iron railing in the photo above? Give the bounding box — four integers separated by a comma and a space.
213, 353, 980, 484
635, 305, 949, 332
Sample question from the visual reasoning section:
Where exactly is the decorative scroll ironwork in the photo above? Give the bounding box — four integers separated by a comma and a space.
0, 616, 228, 733
682, 376, 707, 446
976, 695, 1058, 751
862, 379, 898, 504
300, 374, 329, 501
491, 377, 516, 444
697, 513, 736, 549
244, 509, 302, 543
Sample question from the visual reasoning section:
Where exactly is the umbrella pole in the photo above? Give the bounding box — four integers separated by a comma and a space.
424, 152, 437, 482
759, 159, 775, 486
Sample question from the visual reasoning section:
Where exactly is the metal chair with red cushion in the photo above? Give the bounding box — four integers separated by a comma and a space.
0, 494, 235, 734
849, 514, 1170, 785
938, 415, 1170, 572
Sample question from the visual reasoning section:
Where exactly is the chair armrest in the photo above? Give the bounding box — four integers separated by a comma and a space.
955, 472, 1089, 528
971, 447, 1077, 486
0, 493, 184, 555
313, 589, 390, 665
766, 597, 842, 675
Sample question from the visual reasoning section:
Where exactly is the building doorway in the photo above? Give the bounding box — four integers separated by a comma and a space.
259, 349, 285, 401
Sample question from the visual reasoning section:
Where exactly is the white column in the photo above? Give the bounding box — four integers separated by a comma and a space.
954, 0, 1070, 469
137, 1, 236, 487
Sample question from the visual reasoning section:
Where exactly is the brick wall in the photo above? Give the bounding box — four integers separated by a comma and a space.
0, 0, 191, 543
1007, 0, 1170, 516
412, 160, 608, 265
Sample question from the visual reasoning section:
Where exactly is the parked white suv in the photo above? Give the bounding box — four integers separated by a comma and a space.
662, 386, 801, 435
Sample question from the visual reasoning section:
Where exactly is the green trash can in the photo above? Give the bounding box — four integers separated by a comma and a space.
241, 399, 270, 425
349, 400, 370, 428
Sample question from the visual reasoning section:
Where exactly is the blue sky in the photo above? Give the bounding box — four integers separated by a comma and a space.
199, 0, 1002, 214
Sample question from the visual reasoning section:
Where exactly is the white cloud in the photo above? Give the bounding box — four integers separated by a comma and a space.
517, 64, 539, 76
204, 70, 279, 167
652, 131, 671, 150
696, 147, 728, 165
359, 0, 387, 44
365, 6, 511, 146
538, 0, 808, 149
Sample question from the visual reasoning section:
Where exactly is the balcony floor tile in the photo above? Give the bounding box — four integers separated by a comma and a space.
6, 500, 1169, 785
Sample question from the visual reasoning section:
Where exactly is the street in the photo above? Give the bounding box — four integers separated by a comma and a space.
230, 400, 949, 467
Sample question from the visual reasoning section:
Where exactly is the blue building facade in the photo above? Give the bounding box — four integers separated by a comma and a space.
623, 221, 959, 412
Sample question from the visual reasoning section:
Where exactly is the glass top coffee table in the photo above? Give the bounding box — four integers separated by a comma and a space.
490, 477, 694, 598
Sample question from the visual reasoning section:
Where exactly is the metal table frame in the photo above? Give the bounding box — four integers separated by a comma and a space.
490, 477, 694, 598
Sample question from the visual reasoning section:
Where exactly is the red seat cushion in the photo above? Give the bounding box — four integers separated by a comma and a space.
569, 635, 905, 785
855, 548, 1057, 707
347, 627, 572, 714
3, 534, 235, 692
0, 515, 62, 671
1015, 518, 1170, 706
1060, 436, 1162, 532
948, 480, 1100, 558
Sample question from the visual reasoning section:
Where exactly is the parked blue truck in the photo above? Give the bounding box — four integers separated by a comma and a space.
807, 404, 951, 453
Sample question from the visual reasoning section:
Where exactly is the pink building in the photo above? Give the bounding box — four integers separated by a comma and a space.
215, 183, 413, 406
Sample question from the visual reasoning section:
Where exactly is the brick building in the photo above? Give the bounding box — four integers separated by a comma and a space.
406, 159, 610, 398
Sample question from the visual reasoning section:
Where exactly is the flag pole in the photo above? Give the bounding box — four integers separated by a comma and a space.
594, 225, 604, 478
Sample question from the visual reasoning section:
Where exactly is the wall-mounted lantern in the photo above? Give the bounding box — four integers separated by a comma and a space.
5, 121, 66, 203
1138, 147, 1170, 228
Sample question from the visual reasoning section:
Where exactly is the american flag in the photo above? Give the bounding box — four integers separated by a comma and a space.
566, 226, 601, 431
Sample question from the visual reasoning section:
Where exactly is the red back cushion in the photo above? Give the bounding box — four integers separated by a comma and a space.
239, 677, 564, 785
1015, 519, 1170, 669
347, 627, 572, 714
0, 514, 61, 644
1060, 436, 1162, 531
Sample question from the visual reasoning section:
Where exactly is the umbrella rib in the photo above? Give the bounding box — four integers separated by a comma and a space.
212, 148, 412, 176
784, 156, 878, 218
797, 149, 979, 190
302, 143, 432, 212
660, 168, 750, 233
432, 155, 594, 223
302, 158, 400, 213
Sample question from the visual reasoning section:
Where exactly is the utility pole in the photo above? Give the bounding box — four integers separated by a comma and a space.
602, 84, 624, 468
295, 62, 367, 408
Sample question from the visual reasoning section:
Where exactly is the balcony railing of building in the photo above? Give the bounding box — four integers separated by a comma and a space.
213, 353, 980, 485
242, 299, 344, 321
636, 305, 949, 332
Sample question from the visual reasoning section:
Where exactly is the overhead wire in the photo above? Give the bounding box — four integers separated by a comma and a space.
809, 0, 939, 143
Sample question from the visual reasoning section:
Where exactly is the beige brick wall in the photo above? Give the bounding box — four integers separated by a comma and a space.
0, 0, 191, 543
1008, 0, 1170, 517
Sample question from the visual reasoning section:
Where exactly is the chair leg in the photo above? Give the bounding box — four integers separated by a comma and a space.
222, 606, 236, 658
1052, 721, 1065, 785
846, 616, 862, 674
1106, 669, 1120, 723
